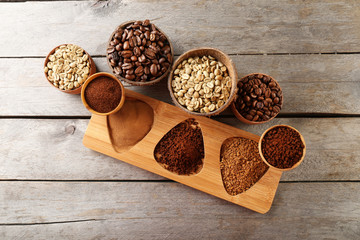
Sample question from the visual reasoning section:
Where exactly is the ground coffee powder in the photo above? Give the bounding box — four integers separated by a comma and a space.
261, 126, 304, 169
220, 137, 268, 196
85, 76, 122, 113
154, 118, 204, 175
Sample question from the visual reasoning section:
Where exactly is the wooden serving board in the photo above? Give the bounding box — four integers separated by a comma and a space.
83, 89, 282, 214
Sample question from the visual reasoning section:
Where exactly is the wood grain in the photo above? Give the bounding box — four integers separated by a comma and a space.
1, 54, 360, 116
1, 117, 359, 182
1, 1, 360, 56
0, 181, 359, 239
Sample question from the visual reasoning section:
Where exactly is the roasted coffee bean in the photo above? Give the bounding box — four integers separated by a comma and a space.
144, 31, 150, 40
150, 24, 156, 31
143, 19, 150, 26
244, 95, 251, 102
135, 66, 144, 76
256, 101, 264, 109
133, 46, 141, 56
150, 32, 156, 41
107, 47, 115, 54
273, 105, 281, 113
245, 114, 253, 120
138, 54, 146, 63
235, 73, 282, 122
125, 74, 135, 80
269, 81, 276, 88
122, 62, 133, 70
114, 66, 122, 75
145, 48, 156, 59
162, 45, 171, 54
126, 69, 134, 75
130, 56, 137, 62
123, 41, 130, 50
121, 50, 132, 58
111, 52, 119, 61
107, 20, 172, 82
150, 63, 158, 75
115, 44, 122, 51
110, 59, 117, 67
144, 66, 150, 75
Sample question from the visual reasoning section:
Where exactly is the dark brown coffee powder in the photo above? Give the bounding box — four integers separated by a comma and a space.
85, 76, 122, 113
261, 126, 304, 169
220, 137, 268, 196
154, 118, 204, 175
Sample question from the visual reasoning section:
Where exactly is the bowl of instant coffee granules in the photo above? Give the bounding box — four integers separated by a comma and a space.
231, 73, 283, 124
259, 125, 306, 171
168, 48, 238, 116
81, 72, 125, 116
44, 44, 97, 94
107, 20, 173, 86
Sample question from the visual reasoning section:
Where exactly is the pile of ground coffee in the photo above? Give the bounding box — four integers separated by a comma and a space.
220, 137, 268, 196
84, 76, 122, 113
261, 126, 304, 169
154, 118, 204, 175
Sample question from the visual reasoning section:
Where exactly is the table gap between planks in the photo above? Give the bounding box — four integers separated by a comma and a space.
0, 0, 359, 239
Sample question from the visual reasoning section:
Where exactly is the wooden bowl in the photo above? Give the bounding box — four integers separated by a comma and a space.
44, 44, 97, 94
168, 47, 238, 117
259, 125, 306, 172
81, 72, 125, 116
231, 73, 283, 125
107, 20, 174, 86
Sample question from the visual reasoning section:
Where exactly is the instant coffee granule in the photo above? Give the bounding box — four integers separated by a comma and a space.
85, 76, 122, 113
220, 137, 268, 195
261, 126, 304, 169
154, 118, 204, 175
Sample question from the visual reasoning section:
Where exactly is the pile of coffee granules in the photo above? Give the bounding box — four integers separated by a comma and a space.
220, 137, 268, 195
154, 118, 204, 175
261, 126, 305, 169
84, 76, 122, 113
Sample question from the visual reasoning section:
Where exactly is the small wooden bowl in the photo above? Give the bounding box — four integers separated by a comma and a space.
81, 72, 125, 116
259, 125, 306, 172
44, 44, 97, 94
168, 47, 238, 117
107, 20, 174, 86
231, 73, 283, 125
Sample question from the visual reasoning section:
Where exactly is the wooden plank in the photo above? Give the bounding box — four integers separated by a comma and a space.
1, 1, 360, 57
1, 117, 359, 181
0, 181, 359, 239
1, 54, 360, 116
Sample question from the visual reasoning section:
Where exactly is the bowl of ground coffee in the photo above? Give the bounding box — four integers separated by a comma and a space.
259, 125, 306, 171
231, 73, 283, 124
81, 72, 125, 116
107, 20, 173, 86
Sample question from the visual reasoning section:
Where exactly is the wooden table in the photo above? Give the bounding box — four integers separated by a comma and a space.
1, 1, 359, 239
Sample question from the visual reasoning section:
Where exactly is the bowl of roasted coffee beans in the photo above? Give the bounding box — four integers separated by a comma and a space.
44, 44, 97, 94
168, 48, 238, 117
231, 73, 283, 124
107, 20, 173, 86
259, 125, 306, 172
